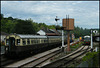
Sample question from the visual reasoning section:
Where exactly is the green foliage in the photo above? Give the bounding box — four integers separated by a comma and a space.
1, 18, 17, 33
38, 23, 48, 30
0, 14, 4, 19
48, 25, 56, 29
14, 19, 37, 34
82, 51, 99, 61
70, 26, 90, 38
70, 41, 82, 51
82, 51, 99, 67
1, 14, 90, 36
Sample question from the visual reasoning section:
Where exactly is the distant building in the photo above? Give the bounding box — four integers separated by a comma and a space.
37, 28, 61, 36
1, 32, 8, 42
37, 30, 46, 35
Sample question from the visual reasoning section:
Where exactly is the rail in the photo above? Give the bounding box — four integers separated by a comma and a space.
37, 46, 89, 67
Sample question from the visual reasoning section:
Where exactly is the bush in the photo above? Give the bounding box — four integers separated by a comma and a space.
82, 51, 99, 61
82, 51, 100, 67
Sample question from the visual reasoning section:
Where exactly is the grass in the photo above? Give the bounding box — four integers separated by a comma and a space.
81, 50, 100, 67
70, 41, 83, 51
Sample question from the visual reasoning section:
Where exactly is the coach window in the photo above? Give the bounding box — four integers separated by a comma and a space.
33, 38, 36, 44
38, 39, 39, 43
40, 39, 42, 43
36, 39, 38, 43
27, 39, 30, 45
44, 39, 46, 43
17, 39, 20, 45
44, 39, 47, 43
6, 39, 9, 45
23, 39, 26, 45
31, 39, 34, 44
42, 39, 44, 43
36, 39, 38, 44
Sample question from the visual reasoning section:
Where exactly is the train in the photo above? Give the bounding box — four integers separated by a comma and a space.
4, 34, 73, 58
83, 35, 91, 45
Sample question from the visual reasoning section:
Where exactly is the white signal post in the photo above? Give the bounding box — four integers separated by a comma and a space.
62, 30, 65, 52
55, 16, 65, 52
91, 29, 93, 51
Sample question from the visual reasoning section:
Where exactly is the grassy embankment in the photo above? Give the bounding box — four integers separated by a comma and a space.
81, 50, 100, 67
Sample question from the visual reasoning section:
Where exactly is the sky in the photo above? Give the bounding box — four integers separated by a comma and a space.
1, 1, 99, 29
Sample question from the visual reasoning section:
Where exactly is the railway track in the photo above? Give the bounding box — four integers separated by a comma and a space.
63, 49, 91, 67
1, 55, 20, 67
5, 47, 61, 67
59, 47, 91, 67
36, 46, 90, 67
5, 46, 86, 68
20, 50, 61, 67
3, 41, 84, 68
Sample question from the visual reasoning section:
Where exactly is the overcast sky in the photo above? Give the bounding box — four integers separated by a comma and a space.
1, 1, 99, 29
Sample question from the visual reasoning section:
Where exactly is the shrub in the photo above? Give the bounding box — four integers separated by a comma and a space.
82, 51, 100, 67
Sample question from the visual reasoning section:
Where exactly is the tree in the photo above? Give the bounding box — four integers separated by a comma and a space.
48, 25, 56, 29
0, 14, 4, 19
8, 17, 13, 20
70, 26, 90, 38
38, 23, 47, 29
14, 19, 37, 34
1, 14, 91, 36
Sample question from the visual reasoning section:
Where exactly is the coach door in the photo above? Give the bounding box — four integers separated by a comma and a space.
9, 37, 15, 51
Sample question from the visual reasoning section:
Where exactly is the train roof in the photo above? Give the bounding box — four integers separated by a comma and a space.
17, 34, 47, 38
18, 35, 62, 38
6, 34, 47, 39
6, 34, 63, 39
